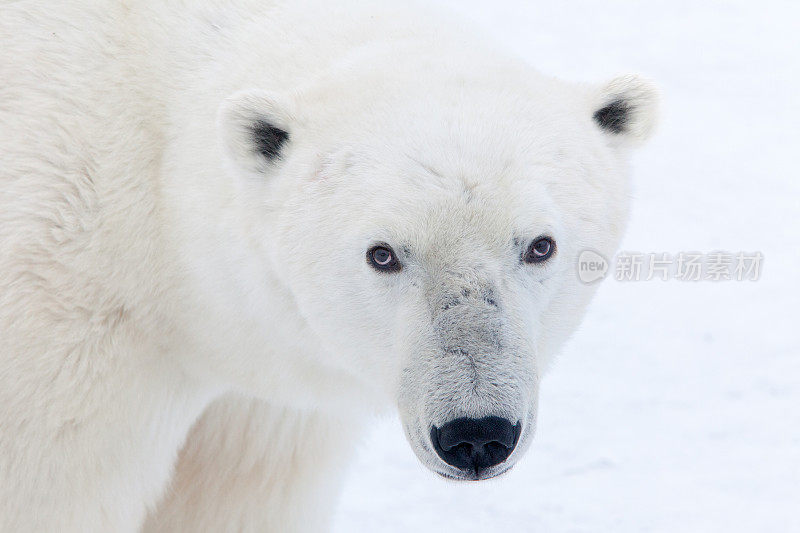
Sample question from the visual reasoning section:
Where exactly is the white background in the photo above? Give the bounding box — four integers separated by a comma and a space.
334, 1, 799, 531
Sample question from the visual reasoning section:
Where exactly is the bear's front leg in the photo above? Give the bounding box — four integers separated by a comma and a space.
144, 393, 360, 533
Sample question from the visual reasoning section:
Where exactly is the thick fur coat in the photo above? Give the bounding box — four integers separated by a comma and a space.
0, 1, 657, 531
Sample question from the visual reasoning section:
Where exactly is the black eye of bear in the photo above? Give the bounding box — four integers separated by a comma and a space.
368, 245, 401, 272
524, 237, 555, 264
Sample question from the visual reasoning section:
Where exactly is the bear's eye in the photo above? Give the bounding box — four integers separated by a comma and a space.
367, 244, 401, 272
523, 237, 555, 264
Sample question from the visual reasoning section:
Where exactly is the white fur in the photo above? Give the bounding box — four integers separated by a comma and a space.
0, 0, 657, 531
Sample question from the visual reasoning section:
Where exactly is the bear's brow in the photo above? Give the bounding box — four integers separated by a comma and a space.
407, 155, 445, 179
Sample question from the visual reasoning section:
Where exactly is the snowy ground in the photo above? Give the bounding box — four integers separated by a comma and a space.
333, 1, 799, 531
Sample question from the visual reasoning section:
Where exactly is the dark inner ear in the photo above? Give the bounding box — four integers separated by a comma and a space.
251, 119, 290, 161
593, 98, 631, 134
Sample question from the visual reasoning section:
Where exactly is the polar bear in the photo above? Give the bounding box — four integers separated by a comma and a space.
0, 0, 657, 531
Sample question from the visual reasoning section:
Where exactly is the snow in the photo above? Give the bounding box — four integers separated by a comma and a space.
333, 1, 800, 531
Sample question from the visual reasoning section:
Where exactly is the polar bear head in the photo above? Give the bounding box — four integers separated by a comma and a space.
215, 52, 657, 481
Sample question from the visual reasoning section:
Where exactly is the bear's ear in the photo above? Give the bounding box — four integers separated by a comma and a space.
218, 90, 296, 174
592, 74, 659, 146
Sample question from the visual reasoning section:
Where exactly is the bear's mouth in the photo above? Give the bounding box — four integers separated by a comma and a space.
434, 465, 514, 482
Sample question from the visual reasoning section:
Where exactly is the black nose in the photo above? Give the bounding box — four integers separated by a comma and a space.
431, 416, 521, 478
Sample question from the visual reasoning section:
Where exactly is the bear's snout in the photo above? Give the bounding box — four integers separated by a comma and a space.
430, 416, 521, 480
